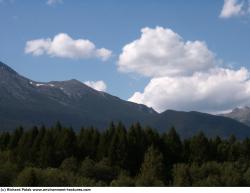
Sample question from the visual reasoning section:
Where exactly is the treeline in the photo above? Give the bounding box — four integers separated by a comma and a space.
1, 122, 250, 186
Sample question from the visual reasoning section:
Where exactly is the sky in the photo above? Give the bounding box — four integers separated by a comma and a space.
0, 0, 250, 113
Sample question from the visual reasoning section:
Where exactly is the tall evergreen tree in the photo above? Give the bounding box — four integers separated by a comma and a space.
162, 127, 183, 164
17, 126, 38, 165
8, 126, 23, 149
78, 127, 100, 159
31, 126, 46, 164
136, 145, 165, 186
38, 130, 55, 167
0, 132, 10, 150
96, 122, 115, 160
54, 127, 77, 165
127, 123, 147, 175
108, 122, 128, 168
189, 132, 210, 162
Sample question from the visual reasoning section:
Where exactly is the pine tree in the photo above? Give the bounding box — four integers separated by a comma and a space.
209, 136, 222, 161
78, 127, 100, 159
136, 145, 165, 186
31, 126, 46, 164
0, 132, 10, 150
242, 138, 250, 160
127, 123, 147, 175
108, 122, 128, 168
54, 127, 77, 165
8, 126, 23, 149
38, 130, 55, 168
144, 127, 160, 147
189, 132, 210, 162
17, 126, 38, 165
162, 127, 183, 164
97, 122, 115, 160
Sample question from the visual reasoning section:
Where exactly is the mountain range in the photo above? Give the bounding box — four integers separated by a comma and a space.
221, 107, 250, 127
1, 61, 250, 138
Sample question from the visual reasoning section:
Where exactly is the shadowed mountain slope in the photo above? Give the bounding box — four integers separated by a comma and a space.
1, 61, 250, 138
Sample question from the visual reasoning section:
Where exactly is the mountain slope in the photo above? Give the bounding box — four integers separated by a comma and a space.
221, 107, 250, 127
1, 61, 250, 138
154, 110, 250, 138
0, 61, 157, 130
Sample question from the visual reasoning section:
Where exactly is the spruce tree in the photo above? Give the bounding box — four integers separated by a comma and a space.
136, 145, 165, 186
108, 122, 128, 168
127, 123, 147, 175
189, 132, 210, 162
162, 127, 183, 164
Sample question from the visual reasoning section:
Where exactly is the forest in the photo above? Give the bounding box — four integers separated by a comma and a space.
1, 122, 250, 186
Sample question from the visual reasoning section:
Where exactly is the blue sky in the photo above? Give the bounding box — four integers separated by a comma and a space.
1, 0, 250, 113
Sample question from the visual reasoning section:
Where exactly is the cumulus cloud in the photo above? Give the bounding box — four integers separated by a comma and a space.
123, 26, 250, 113
84, 80, 107, 92
25, 33, 112, 61
47, 0, 63, 6
129, 68, 250, 113
118, 27, 216, 77
220, 0, 250, 18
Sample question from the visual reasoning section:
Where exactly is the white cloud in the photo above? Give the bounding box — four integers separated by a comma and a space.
47, 0, 63, 6
118, 26, 216, 77
84, 80, 107, 92
123, 26, 250, 113
96, 48, 113, 61
25, 39, 51, 56
25, 33, 112, 61
129, 68, 250, 113
220, 0, 250, 18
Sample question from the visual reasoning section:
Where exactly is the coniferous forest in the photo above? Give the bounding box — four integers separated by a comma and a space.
1, 122, 250, 186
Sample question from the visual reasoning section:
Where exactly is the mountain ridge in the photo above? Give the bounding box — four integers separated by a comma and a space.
221, 106, 250, 127
1, 61, 250, 138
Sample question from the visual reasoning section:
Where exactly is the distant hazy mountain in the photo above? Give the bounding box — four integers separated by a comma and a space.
1, 61, 250, 138
221, 107, 250, 127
